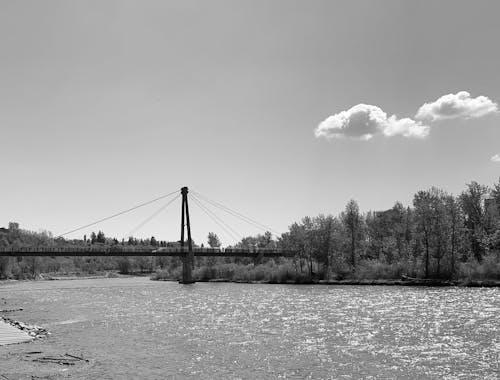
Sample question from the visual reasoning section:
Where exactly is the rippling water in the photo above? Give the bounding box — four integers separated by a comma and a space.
0, 278, 499, 379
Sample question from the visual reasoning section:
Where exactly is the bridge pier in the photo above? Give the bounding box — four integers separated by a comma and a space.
181, 254, 194, 284
180, 186, 195, 284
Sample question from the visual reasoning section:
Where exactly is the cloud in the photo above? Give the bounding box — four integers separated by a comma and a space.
315, 104, 429, 141
492, 154, 500, 162
416, 91, 498, 122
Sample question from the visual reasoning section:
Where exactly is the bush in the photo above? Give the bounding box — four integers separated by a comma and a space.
118, 258, 131, 274
354, 260, 407, 280
457, 254, 500, 281
151, 260, 308, 283
151, 266, 182, 281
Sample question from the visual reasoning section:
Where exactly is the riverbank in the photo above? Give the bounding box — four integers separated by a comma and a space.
0, 303, 50, 346
150, 258, 500, 286
3, 273, 500, 288
0, 316, 48, 345
0, 271, 151, 284
152, 277, 500, 287
0, 319, 32, 345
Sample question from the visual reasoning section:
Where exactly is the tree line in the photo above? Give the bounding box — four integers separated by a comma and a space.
276, 180, 500, 280
1, 179, 500, 282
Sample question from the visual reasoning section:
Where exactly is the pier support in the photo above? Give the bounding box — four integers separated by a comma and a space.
180, 186, 195, 284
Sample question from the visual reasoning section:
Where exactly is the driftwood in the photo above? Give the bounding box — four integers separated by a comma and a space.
65, 353, 90, 363
33, 358, 76, 366
28, 352, 89, 366
0, 308, 23, 313
401, 275, 437, 282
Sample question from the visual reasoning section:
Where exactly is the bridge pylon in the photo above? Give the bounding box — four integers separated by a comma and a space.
180, 186, 195, 284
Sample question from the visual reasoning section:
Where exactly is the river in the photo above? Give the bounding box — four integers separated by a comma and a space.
0, 278, 498, 379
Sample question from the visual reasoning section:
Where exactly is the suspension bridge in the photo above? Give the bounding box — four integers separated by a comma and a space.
0, 187, 296, 283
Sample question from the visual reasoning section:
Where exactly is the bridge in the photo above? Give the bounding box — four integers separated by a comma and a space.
0, 187, 296, 283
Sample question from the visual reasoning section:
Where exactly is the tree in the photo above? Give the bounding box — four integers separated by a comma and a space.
8, 222, 19, 231
207, 232, 221, 248
302, 216, 316, 276
118, 257, 131, 274
315, 214, 335, 274
257, 231, 274, 248
96, 231, 106, 244
150, 236, 158, 247
0, 257, 11, 279
413, 188, 456, 278
444, 194, 462, 276
490, 177, 500, 216
460, 182, 489, 262
280, 222, 307, 273
430, 189, 448, 278
366, 203, 408, 264
341, 200, 362, 268
489, 178, 500, 249
413, 190, 434, 278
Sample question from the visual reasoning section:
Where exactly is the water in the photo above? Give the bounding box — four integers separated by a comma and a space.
0, 278, 499, 379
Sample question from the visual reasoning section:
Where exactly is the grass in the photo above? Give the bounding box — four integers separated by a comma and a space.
150, 254, 500, 285
151, 261, 309, 283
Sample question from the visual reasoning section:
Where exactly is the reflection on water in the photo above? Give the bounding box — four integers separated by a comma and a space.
0, 278, 499, 379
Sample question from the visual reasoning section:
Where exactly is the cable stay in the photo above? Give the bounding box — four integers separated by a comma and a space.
124, 194, 180, 240
190, 195, 242, 242
190, 195, 242, 243
191, 190, 281, 236
192, 195, 243, 240
58, 189, 180, 238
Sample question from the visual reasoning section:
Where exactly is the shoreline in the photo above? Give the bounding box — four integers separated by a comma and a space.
0, 319, 32, 346
2, 274, 500, 288
153, 277, 500, 287
2, 275, 500, 287
0, 317, 48, 346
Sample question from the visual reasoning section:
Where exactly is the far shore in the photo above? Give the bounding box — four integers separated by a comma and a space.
152, 276, 500, 287
1, 274, 500, 288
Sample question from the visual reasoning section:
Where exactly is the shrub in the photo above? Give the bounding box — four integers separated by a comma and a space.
457, 254, 500, 281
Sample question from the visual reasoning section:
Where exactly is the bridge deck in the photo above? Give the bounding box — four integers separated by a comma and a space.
0, 248, 296, 258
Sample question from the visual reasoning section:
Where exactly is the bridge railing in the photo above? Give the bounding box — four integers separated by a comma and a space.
0, 246, 297, 257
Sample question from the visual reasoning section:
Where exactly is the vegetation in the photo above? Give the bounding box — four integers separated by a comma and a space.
275, 179, 500, 282
1, 179, 500, 284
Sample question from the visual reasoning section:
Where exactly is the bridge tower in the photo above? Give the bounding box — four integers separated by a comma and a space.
180, 186, 195, 284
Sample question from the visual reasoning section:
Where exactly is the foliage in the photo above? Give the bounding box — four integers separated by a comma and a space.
2, 177, 500, 282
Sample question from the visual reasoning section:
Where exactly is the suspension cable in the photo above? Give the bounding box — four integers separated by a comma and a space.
191, 190, 280, 236
191, 194, 243, 240
58, 189, 180, 237
190, 195, 241, 243
191, 195, 241, 242
124, 194, 180, 240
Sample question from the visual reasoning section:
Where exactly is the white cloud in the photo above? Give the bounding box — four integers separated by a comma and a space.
491, 154, 500, 162
416, 91, 498, 122
315, 104, 429, 141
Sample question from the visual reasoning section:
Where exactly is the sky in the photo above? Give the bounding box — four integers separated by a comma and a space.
1, 0, 499, 246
